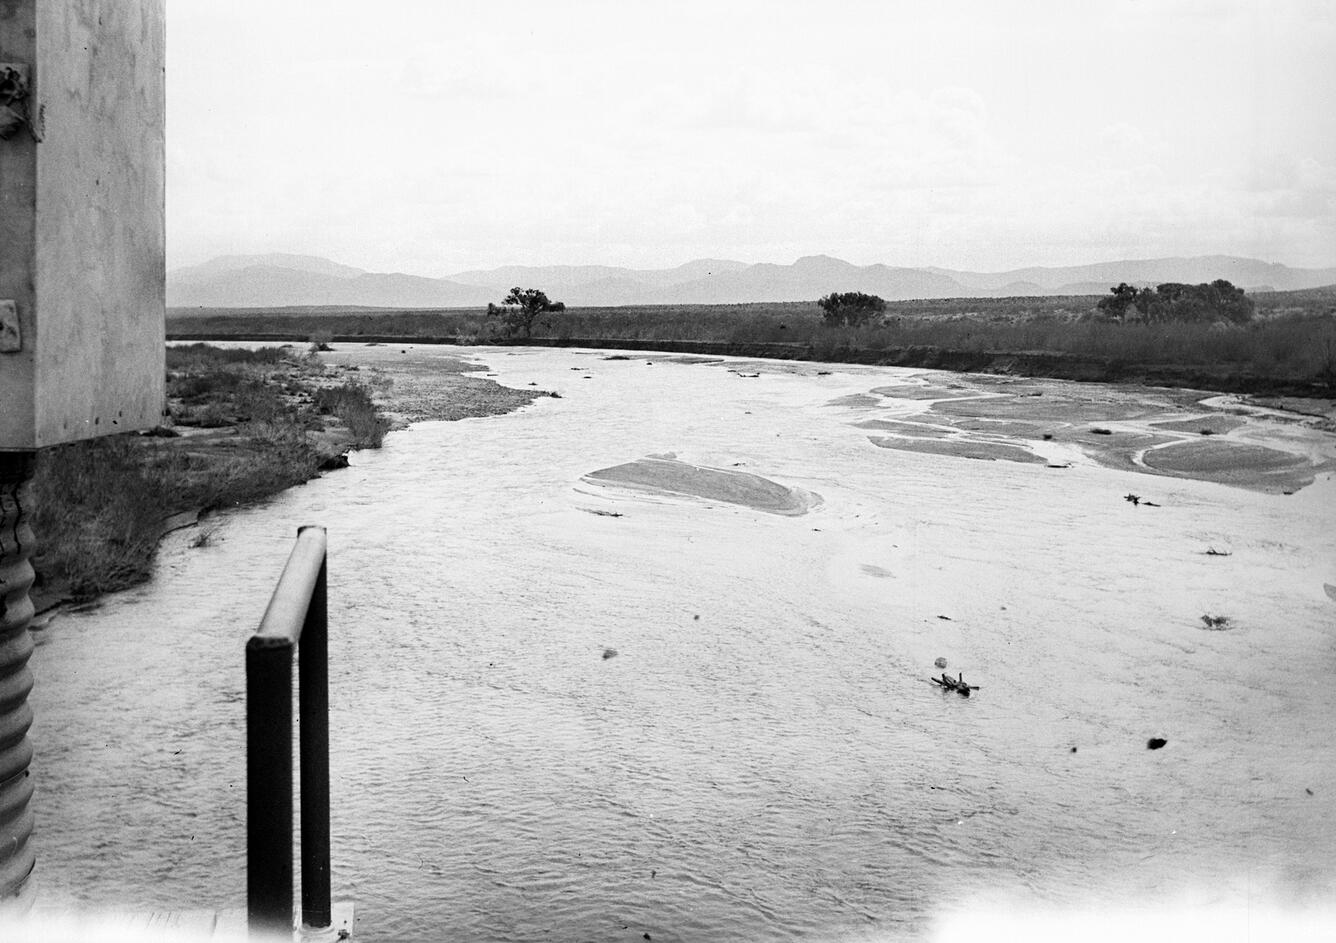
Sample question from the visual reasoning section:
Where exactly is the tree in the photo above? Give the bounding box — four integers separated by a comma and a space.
489, 287, 565, 339
818, 291, 886, 327
1095, 282, 1147, 320
1096, 280, 1254, 324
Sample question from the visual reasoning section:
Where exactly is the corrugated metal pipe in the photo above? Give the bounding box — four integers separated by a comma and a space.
0, 453, 36, 901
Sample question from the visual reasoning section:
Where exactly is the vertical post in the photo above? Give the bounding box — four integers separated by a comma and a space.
0, 453, 37, 903
247, 637, 294, 936
298, 530, 331, 929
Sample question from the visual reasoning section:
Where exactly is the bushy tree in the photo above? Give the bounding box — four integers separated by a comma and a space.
488, 287, 565, 338
1097, 280, 1254, 324
1096, 282, 1146, 320
818, 291, 886, 327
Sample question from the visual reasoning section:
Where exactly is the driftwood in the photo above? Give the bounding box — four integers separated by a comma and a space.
930, 672, 980, 697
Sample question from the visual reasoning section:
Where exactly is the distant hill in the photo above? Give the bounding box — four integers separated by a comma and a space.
170, 253, 368, 284
168, 265, 492, 308
168, 252, 1336, 309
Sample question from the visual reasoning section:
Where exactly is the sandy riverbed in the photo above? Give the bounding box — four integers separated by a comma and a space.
21, 342, 1333, 942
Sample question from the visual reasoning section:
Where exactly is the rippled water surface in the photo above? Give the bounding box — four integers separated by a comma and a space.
25, 347, 1336, 940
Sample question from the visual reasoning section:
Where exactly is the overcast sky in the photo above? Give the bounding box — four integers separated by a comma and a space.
166, 0, 1336, 275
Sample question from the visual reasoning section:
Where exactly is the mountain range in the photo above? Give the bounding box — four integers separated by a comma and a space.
167, 252, 1336, 309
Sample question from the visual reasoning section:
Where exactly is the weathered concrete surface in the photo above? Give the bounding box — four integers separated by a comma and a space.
0, 2, 39, 448
0, 0, 164, 449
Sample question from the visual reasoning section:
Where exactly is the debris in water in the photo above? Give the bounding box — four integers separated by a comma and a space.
1091, 427, 1113, 435
934, 657, 948, 669
1200, 614, 1230, 630
930, 672, 978, 696
1306, 788, 1314, 796
936, 615, 952, 621
1204, 548, 1231, 556
1070, 747, 1077, 753
1147, 737, 1167, 750
602, 648, 618, 660
1125, 493, 1141, 506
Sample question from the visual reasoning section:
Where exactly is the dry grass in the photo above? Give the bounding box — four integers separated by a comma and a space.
311, 383, 391, 448
168, 287, 1336, 388
32, 343, 386, 601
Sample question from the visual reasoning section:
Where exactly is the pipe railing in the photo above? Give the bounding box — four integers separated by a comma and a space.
246, 525, 331, 937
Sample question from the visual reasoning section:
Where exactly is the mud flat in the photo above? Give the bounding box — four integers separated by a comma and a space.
815, 369, 1336, 494
318, 343, 549, 424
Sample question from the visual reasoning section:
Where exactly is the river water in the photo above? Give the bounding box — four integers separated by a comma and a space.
22, 347, 1336, 941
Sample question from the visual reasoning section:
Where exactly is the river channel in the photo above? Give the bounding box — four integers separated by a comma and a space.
22, 346, 1336, 941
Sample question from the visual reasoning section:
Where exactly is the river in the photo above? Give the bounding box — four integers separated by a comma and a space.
20, 346, 1336, 941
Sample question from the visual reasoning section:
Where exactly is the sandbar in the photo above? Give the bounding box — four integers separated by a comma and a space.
583, 457, 821, 515
868, 436, 1046, 464
1142, 440, 1314, 490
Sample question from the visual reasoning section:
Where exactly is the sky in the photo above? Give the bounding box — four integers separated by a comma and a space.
167, 0, 1336, 276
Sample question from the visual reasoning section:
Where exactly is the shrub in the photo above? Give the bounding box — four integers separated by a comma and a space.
311, 382, 390, 448
818, 291, 887, 327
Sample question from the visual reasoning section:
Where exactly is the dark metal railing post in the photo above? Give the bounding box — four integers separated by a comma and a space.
246, 525, 331, 938
246, 636, 294, 935
298, 528, 331, 929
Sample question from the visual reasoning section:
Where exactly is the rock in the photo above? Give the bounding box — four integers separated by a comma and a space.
1147, 737, 1167, 750
318, 452, 350, 470
934, 657, 948, 669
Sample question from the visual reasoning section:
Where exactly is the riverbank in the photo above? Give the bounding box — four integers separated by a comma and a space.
168, 332, 1336, 401
29, 343, 545, 610
167, 286, 1336, 398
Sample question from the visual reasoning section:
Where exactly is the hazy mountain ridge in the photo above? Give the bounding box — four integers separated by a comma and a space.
170, 253, 368, 285
168, 253, 1336, 308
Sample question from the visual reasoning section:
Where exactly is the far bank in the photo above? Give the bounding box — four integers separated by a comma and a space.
167, 287, 1336, 401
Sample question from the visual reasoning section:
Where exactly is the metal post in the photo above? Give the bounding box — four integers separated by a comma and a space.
0, 452, 37, 903
246, 636, 294, 935
298, 530, 331, 929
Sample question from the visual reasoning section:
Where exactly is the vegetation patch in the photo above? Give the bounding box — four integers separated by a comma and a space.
32, 344, 390, 603
168, 285, 1336, 396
